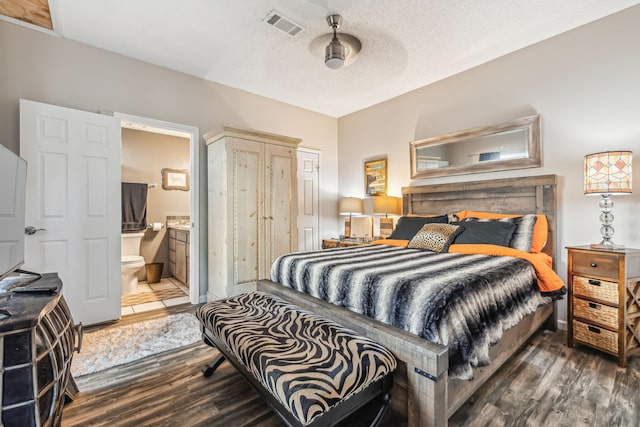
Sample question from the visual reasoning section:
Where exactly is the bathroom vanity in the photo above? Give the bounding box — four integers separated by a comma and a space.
168, 226, 189, 286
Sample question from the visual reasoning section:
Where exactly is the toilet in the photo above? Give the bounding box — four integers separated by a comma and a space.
121, 232, 146, 295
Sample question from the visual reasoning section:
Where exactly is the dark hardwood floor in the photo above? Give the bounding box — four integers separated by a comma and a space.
450, 330, 640, 427
62, 309, 640, 427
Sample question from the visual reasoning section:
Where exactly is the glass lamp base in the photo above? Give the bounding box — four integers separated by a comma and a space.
591, 194, 624, 250
590, 241, 625, 250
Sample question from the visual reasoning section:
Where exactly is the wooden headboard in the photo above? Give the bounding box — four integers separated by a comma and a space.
402, 174, 558, 262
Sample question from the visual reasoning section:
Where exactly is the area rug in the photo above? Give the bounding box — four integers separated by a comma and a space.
71, 312, 201, 377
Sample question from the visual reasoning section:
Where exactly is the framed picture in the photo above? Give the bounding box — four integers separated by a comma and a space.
364, 158, 387, 196
161, 168, 190, 191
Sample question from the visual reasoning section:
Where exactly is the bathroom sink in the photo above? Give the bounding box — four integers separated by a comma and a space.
171, 224, 190, 231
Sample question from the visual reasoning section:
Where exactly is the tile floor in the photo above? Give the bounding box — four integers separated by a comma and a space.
120, 277, 190, 316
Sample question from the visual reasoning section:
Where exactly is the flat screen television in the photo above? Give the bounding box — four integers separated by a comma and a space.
0, 144, 27, 281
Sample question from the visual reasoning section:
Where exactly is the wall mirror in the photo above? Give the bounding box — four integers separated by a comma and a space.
410, 115, 541, 179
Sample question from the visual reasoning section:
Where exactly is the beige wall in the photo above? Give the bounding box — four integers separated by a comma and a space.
338, 6, 640, 327
1, 21, 340, 298
121, 128, 190, 279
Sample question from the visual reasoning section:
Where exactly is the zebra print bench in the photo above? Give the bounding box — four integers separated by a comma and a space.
196, 291, 397, 427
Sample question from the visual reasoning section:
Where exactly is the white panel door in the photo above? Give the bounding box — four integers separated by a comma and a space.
20, 99, 121, 325
297, 149, 320, 251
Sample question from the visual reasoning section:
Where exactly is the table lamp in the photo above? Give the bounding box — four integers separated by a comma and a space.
339, 197, 364, 238
373, 196, 401, 238
584, 151, 632, 249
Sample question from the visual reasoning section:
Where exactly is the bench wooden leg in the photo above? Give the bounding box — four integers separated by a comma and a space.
202, 355, 226, 378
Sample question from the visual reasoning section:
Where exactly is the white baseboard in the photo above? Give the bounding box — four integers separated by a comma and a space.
556, 319, 567, 331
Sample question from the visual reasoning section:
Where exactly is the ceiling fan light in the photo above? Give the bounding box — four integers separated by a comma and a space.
325, 36, 346, 69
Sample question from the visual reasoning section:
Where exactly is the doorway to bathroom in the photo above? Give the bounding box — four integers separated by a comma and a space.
117, 112, 200, 315
19, 99, 200, 325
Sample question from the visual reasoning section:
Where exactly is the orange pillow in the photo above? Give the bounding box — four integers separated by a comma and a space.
455, 210, 547, 253
371, 239, 409, 247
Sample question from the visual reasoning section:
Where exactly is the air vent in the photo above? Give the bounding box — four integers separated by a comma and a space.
264, 10, 304, 36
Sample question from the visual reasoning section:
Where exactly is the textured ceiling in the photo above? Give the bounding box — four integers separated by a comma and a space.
3, 0, 639, 117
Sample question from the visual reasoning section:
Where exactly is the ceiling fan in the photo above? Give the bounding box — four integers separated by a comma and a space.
324, 14, 361, 70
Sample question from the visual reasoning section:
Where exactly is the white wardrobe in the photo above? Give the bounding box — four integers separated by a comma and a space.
204, 126, 301, 300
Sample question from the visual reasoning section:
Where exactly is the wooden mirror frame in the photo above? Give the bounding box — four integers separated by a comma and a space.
410, 115, 541, 179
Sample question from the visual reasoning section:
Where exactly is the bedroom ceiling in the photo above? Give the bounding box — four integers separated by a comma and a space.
2, 0, 639, 117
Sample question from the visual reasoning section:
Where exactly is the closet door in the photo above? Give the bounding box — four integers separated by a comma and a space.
262, 143, 298, 278
229, 139, 264, 294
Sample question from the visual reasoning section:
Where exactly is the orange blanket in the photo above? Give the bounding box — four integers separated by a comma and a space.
371, 240, 565, 294
448, 244, 564, 293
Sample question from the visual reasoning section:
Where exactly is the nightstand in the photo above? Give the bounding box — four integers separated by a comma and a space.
567, 246, 640, 367
321, 239, 367, 249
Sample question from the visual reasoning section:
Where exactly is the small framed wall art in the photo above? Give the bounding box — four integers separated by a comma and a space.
364, 158, 387, 196
161, 168, 190, 191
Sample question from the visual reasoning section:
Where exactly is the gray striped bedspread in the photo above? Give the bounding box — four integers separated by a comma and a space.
270, 244, 552, 379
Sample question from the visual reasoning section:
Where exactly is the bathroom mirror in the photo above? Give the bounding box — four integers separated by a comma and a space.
410, 115, 541, 179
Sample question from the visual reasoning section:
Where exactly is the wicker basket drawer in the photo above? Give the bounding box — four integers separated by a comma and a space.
573, 297, 618, 329
573, 320, 618, 354
571, 251, 619, 279
573, 276, 619, 305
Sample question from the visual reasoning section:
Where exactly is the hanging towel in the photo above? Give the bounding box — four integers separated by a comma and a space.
122, 182, 148, 231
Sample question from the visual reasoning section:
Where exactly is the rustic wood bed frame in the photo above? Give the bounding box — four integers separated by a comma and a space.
258, 174, 559, 426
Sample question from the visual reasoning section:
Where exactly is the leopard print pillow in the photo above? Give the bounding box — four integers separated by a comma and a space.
407, 223, 463, 252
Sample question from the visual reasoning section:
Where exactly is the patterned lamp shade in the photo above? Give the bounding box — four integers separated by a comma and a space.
584, 151, 633, 195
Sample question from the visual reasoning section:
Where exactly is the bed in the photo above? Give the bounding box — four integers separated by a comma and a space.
257, 174, 563, 426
